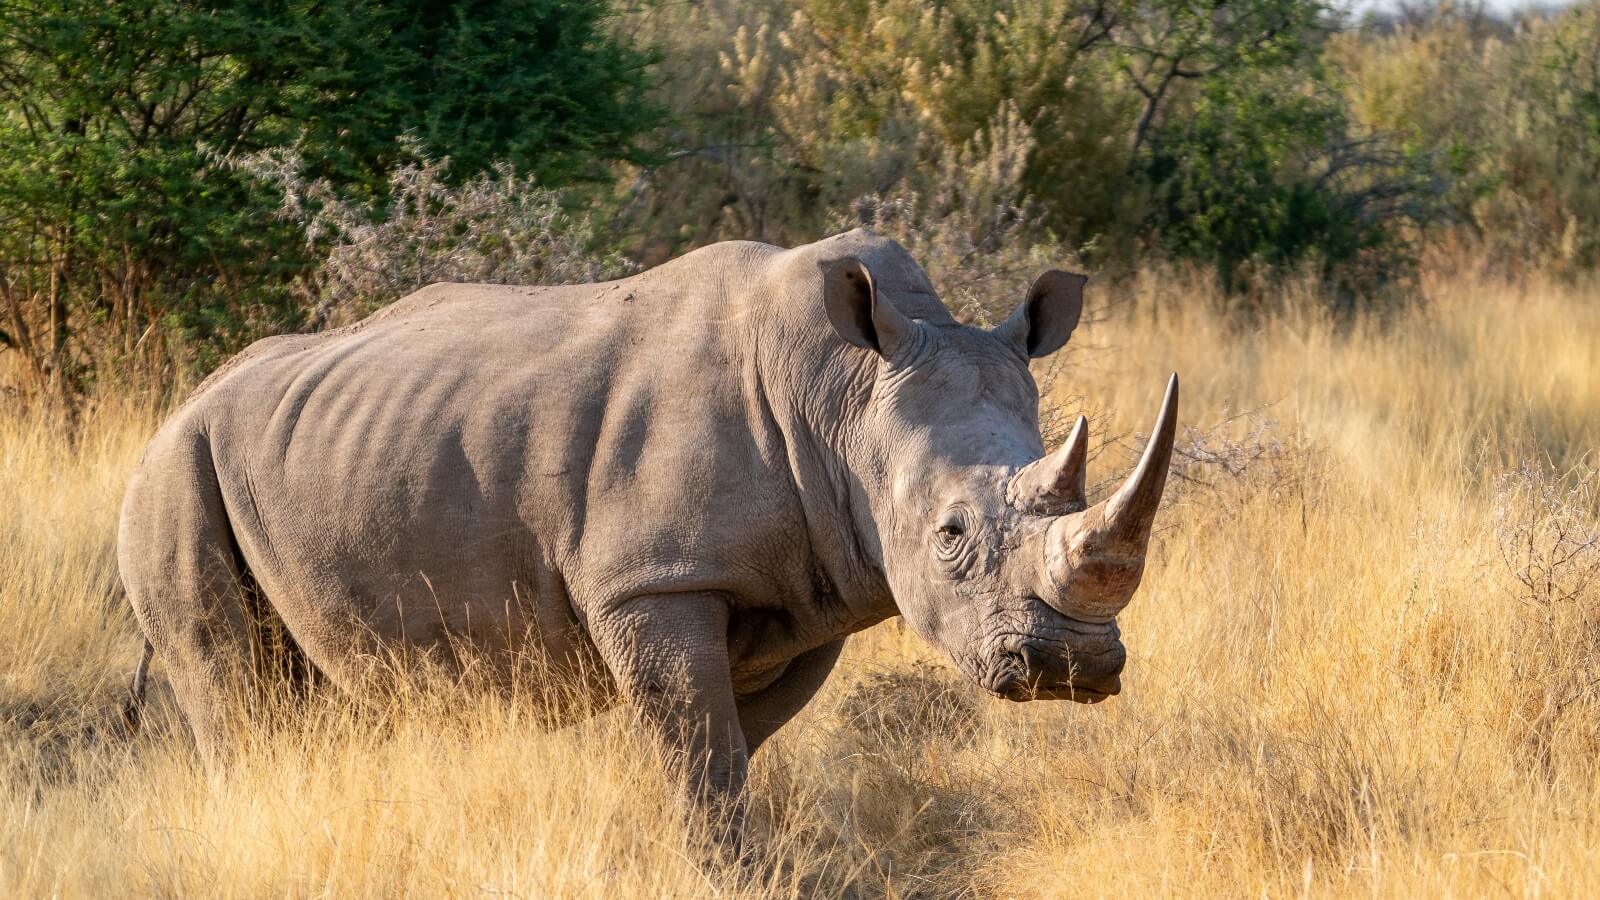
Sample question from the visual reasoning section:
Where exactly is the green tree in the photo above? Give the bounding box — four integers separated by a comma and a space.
614, 0, 1422, 290
1142, 71, 1438, 301
0, 0, 659, 400
1333, 4, 1600, 276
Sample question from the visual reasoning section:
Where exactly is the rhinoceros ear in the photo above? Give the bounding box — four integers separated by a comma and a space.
995, 270, 1087, 359
820, 257, 916, 358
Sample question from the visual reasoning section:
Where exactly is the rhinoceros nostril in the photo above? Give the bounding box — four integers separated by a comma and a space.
987, 650, 1029, 695
1019, 643, 1049, 681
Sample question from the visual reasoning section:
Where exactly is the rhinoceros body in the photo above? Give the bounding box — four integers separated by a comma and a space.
119, 229, 1177, 823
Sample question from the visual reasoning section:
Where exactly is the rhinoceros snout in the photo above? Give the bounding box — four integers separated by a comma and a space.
999, 636, 1125, 703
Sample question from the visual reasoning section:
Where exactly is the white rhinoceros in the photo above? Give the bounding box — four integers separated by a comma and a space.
118, 228, 1177, 826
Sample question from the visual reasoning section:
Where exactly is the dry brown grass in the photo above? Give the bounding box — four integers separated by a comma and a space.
3, 267, 1599, 897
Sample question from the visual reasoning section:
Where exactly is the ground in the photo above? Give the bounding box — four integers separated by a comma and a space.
2, 265, 1598, 898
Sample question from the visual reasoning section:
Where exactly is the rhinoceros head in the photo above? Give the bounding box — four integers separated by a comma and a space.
820, 256, 1178, 704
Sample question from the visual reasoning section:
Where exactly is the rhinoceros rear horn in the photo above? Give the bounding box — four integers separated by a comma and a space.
1102, 373, 1180, 547
1009, 414, 1089, 514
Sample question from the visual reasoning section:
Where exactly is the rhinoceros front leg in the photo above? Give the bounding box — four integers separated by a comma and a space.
736, 639, 844, 754
588, 592, 749, 841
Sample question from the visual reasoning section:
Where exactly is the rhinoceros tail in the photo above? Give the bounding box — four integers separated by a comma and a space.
121, 638, 154, 737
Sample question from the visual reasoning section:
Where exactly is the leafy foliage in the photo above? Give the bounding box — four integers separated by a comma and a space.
1333, 3, 1600, 275
1142, 71, 1439, 298
3, 0, 1598, 403
0, 0, 658, 400
616, 0, 1434, 305
342, 0, 662, 191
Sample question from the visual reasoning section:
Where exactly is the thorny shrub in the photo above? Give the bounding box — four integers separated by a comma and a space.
1126, 405, 1323, 525
230, 142, 635, 329
825, 107, 1079, 329
754, 657, 1013, 896
1492, 460, 1600, 770
834, 660, 983, 751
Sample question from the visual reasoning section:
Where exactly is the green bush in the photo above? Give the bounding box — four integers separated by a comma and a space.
614, 0, 1433, 305
1142, 72, 1439, 300
9, 0, 1587, 406
1332, 3, 1600, 275
0, 0, 658, 401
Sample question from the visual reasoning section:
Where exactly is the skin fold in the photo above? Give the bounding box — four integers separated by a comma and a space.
117, 228, 1177, 839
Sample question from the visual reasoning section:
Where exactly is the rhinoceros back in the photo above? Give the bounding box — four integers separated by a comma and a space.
146, 240, 806, 681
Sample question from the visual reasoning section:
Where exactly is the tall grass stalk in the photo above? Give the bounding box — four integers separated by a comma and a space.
3, 262, 1598, 897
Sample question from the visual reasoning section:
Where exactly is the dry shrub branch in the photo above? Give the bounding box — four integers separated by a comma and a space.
229, 142, 635, 330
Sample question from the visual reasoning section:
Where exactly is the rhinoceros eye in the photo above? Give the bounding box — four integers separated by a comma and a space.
934, 511, 967, 543
934, 508, 974, 554
932, 511, 975, 569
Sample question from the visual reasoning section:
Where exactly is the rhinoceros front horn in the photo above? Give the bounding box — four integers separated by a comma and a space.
1101, 373, 1180, 549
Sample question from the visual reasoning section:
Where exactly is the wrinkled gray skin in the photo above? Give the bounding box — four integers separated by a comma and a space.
118, 229, 1177, 835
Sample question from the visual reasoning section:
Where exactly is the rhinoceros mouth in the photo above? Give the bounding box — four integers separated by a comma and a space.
986, 652, 1121, 704
982, 622, 1125, 703
993, 676, 1119, 704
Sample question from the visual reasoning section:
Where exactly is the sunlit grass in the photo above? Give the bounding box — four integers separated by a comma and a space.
3, 266, 1598, 897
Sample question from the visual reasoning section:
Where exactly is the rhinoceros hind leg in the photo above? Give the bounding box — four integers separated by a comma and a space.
120, 427, 311, 766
